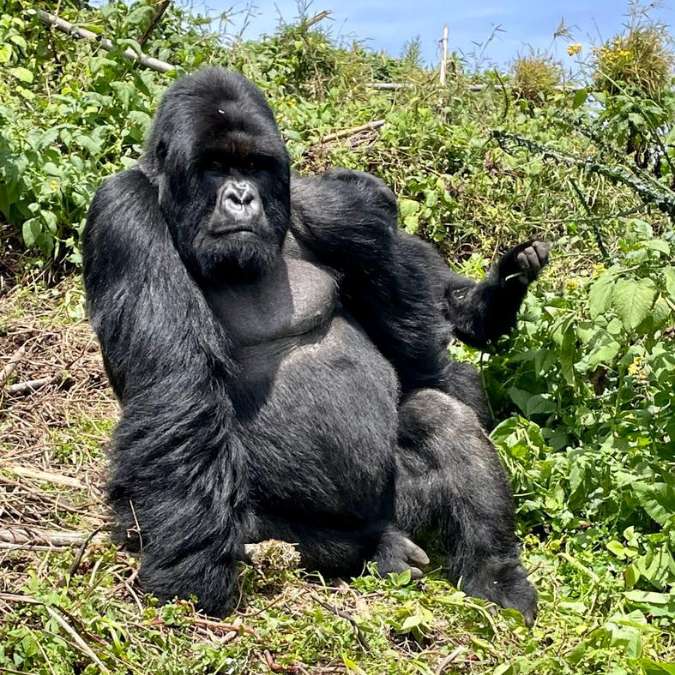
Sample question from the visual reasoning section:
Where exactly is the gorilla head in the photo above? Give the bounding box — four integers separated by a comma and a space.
144, 69, 291, 280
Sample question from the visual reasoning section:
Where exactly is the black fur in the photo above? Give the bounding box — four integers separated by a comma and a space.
83, 68, 545, 623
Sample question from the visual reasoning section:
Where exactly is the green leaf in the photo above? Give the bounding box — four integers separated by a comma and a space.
0, 44, 12, 64
572, 88, 588, 108
22, 218, 41, 247
632, 482, 675, 527
645, 239, 671, 255
9, 66, 33, 83
664, 266, 675, 301
588, 269, 617, 319
641, 659, 675, 675
611, 278, 657, 331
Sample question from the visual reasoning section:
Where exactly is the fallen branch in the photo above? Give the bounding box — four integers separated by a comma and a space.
2, 465, 86, 489
0, 526, 107, 550
37, 9, 175, 74
0, 343, 29, 388
319, 120, 384, 144
0, 593, 109, 671
45, 605, 110, 672
5, 372, 71, 395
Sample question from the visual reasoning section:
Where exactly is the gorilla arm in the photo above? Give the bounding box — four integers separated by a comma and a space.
290, 170, 548, 391
83, 168, 247, 616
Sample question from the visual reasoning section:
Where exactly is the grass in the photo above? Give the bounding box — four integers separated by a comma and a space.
0, 272, 672, 675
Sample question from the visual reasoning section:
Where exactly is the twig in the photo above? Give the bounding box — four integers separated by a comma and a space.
67, 526, 106, 580
0, 594, 109, 672
5, 373, 69, 395
138, 0, 171, 47
36, 10, 175, 74
0, 343, 29, 388
0, 526, 107, 550
319, 120, 384, 144
569, 178, 611, 262
435, 646, 468, 674
310, 592, 370, 651
2, 465, 86, 489
302, 10, 331, 29
45, 605, 109, 672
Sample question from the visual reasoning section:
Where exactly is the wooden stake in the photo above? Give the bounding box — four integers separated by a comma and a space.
439, 24, 448, 86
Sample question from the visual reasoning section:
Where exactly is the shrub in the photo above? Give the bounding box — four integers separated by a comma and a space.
511, 53, 562, 101
593, 26, 674, 98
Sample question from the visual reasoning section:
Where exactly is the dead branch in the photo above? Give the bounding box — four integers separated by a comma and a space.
319, 120, 385, 144
37, 9, 175, 74
0, 343, 29, 388
5, 372, 71, 395
2, 465, 86, 489
44, 605, 110, 672
302, 10, 331, 29
0, 526, 107, 550
138, 0, 171, 47
67, 526, 106, 580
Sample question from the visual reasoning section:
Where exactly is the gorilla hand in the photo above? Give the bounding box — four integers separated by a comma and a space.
496, 240, 551, 286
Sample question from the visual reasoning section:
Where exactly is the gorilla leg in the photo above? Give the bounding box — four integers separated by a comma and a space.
396, 389, 537, 624
246, 514, 428, 578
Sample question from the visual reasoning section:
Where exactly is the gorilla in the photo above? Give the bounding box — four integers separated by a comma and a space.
83, 68, 548, 624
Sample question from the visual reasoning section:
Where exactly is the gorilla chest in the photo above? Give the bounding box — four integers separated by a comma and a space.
206, 256, 339, 346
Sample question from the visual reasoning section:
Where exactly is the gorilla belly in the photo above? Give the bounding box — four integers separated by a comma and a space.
240, 314, 400, 519
206, 251, 400, 520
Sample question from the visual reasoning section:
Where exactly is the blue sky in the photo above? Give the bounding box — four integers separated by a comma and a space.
201, 0, 674, 68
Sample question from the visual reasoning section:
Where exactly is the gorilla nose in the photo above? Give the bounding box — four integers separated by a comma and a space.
223, 182, 256, 211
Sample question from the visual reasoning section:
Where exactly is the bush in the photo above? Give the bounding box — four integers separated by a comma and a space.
511, 53, 562, 102
593, 26, 674, 98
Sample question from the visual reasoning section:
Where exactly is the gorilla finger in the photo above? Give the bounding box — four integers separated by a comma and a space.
532, 240, 551, 266
516, 251, 531, 272
402, 538, 430, 567
524, 247, 541, 274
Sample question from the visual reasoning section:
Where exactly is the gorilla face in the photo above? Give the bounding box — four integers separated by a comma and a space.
144, 69, 291, 281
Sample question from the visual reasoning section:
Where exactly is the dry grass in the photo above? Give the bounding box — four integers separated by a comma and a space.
0, 275, 116, 592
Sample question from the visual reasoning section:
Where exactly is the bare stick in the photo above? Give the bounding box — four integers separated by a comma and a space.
138, 0, 171, 47
302, 10, 331, 29
37, 10, 175, 74
2, 465, 86, 489
67, 526, 106, 580
0, 527, 107, 550
319, 120, 384, 144
5, 373, 66, 395
0, 343, 28, 388
439, 25, 448, 86
45, 605, 110, 672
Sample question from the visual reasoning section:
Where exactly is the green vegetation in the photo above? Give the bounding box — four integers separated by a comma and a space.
0, 1, 673, 673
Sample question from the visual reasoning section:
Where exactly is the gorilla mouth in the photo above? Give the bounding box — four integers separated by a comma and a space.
209, 225, 257, 236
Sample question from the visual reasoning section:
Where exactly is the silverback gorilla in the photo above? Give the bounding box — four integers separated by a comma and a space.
83, 68, 548, 625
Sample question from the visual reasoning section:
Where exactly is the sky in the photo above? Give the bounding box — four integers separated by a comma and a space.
196, 0, 675, 69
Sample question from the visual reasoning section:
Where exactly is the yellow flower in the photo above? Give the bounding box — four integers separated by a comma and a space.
567, 43, 583, 57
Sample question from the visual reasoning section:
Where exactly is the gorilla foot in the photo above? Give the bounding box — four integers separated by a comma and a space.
373, 528, 430, 579
460, 558, 538, 626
